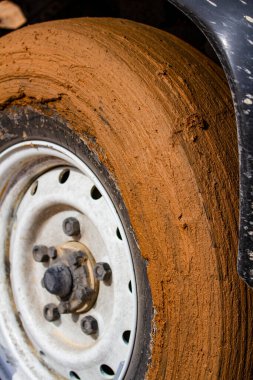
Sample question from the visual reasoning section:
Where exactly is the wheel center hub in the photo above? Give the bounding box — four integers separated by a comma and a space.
43, 264, 73, 298
34, 239, 101, 319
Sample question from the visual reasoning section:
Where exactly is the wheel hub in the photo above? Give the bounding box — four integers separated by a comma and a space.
37, 240, 101, 317
43, 264, 73, 298
0, 141, 137, 380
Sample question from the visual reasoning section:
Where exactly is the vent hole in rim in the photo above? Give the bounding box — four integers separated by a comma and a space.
100, 364, 115, 378
128, 281, 132, 293
30, 180, 38, 195
59, 169, 70, 184
91, 185, 102, 200
69, 371, 81, 380
122, 330, 131, 344
116, 227, 122, 240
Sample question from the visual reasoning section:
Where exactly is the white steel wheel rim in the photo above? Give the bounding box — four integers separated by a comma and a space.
0, 140, 137, 380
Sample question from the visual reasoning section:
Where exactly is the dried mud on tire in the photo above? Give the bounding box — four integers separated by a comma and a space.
0, 18, 253, 380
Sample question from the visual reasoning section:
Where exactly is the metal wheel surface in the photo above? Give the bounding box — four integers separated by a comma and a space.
0, 17, 253, 380
0, 140, 142, 380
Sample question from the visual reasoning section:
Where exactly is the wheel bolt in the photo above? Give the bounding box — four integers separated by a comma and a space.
94, 262, 112, 281
81, 315, 98, 335
62, 217, 80, 236
32, 245, 49, 262
43, 303, 60, 322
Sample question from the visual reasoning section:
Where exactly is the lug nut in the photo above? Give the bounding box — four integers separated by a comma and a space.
62, 217, 80, 236
43, 303, 60, 322
94, 262, 112, 282
33, 245, 49, 262
81, 315, 98, 335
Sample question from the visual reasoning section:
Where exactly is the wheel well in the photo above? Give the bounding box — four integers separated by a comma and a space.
1, 0, 219, 64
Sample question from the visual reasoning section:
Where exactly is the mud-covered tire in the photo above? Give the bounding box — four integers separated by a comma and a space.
0, 18, 253, 379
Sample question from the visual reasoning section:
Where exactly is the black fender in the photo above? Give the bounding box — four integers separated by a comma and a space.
168, 0, 253, 287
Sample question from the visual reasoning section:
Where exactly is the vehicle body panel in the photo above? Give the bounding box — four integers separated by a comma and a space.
168, 0, 253, 287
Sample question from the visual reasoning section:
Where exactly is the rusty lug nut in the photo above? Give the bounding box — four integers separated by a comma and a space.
94, 262, 112, 282
48, 246, 57, 259
76, 287, 94, 302
62, 217, 80, 236
81, 315, 98, 335
43, 303, 60, 322
32, 245, 49, 262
